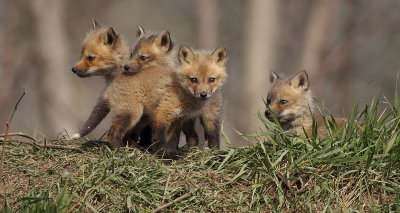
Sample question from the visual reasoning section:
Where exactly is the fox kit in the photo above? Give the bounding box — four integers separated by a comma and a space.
71, 20, 129, 138
104, 34, 227, 157
265, 71, 345, 138
123, 26, 197, 149
71, 20, 150, 146
125, 26, 224, 149
149, 46, 227, 154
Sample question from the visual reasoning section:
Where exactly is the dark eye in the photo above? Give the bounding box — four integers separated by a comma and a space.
267, 99, 271, 105
130, 53, 134, 59
190, 77, 198, 83
87, 56, 96, 61
139, 55, 148, 61
279, 99, 288, 105
209, 77, 216, 83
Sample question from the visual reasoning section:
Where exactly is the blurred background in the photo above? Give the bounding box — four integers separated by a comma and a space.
0, 0, 399, 147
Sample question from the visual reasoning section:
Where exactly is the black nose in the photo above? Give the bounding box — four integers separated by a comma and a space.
265, 110, 272, 119
200, 92, 207, 98
124, 65, 130, 71
72, 67, 77, 73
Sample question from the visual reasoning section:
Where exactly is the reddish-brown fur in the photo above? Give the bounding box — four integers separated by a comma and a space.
71, 21, 130, 139
71, 22, 149, 149
105, 39, 227, 156
125, 27, 225, 149
265, 71, 346, 138
72, 21, 129, 84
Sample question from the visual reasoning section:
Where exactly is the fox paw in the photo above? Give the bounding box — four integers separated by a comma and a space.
164, 150, 184, 160
71, 133, 81, 139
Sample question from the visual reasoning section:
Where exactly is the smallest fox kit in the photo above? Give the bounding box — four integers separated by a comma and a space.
265, 71, 345, 138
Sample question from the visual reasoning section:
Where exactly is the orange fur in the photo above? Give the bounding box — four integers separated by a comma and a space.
124, 27, 225, 149
72, 22, 129, 84
265, 71, 346, 138
105, 40, 227, 156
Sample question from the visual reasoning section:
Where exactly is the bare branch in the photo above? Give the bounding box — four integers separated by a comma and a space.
1, 89, 26, 197
152, 189, 197, 213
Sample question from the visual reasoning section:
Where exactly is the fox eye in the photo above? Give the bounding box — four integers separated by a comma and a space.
267, 99, 271, 105
279, 99, 288, 105
139, 55, 149, 61
130, 53, 134, 59
190, 77, 198, 83
87, 56, 96, 61
209, 77, 216, 83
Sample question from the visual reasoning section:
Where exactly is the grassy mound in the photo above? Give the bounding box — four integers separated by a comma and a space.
1, 96, 399, 212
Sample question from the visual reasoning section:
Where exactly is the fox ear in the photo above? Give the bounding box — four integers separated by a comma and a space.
211, 47, 227, 66
137, 25, 145, 37
105, 27, 118, 46
270, 72, 279, 84
92, 19, 101, 30
155, 31, 173, 52
290, 71, 309, 91
178, 45, 195, 65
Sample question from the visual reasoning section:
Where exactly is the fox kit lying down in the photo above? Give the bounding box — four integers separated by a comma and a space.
265, 71, 346, 138
125, 26, 224, 149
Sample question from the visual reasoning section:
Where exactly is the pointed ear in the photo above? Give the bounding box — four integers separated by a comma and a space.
270, 72, 279, 84
155, 30, 173, 52
105, 27, 118, 46
92, 19, 101, 30
289, 71, 309, 91
178, 45, 195, 65
211, 47, 227, 66
137, 25, 145, 37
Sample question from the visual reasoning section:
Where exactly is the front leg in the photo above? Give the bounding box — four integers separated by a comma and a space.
152, 110, 181, 158
108, 107, 143, 149
75, 98, 110, 138
108, 113, 132, 149
151, 122, 169, 155
200, 91, 223, 149
181, 118, 199, 148
164, 122, 183, 158
200, 110, 222, 149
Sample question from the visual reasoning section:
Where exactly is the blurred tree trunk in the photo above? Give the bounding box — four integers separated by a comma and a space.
30, 0, 75, 137
194, 0, 218, 49
0, 1, 15, 127
232, 0, 279, 144
299, 0, 339, 79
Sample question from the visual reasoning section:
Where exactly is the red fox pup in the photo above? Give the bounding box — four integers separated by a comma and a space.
174, 47, 225, 149
150, 45, 227, 155
102, 29, 179, 152
264, 71, 345, 138
71, 20, 129, 139
71, 21, 151, 147
124, 26, 199, 149
104, 39, 227, 156
125, 26, 223, 150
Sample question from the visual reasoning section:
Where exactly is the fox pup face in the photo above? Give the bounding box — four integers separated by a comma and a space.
72, 20, 126, 78
177, 46, 227, 99
124, 26, 174, 73
265, 71, 312, 124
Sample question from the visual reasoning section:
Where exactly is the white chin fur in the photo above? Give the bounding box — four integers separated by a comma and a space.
71, 133, 81, 139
